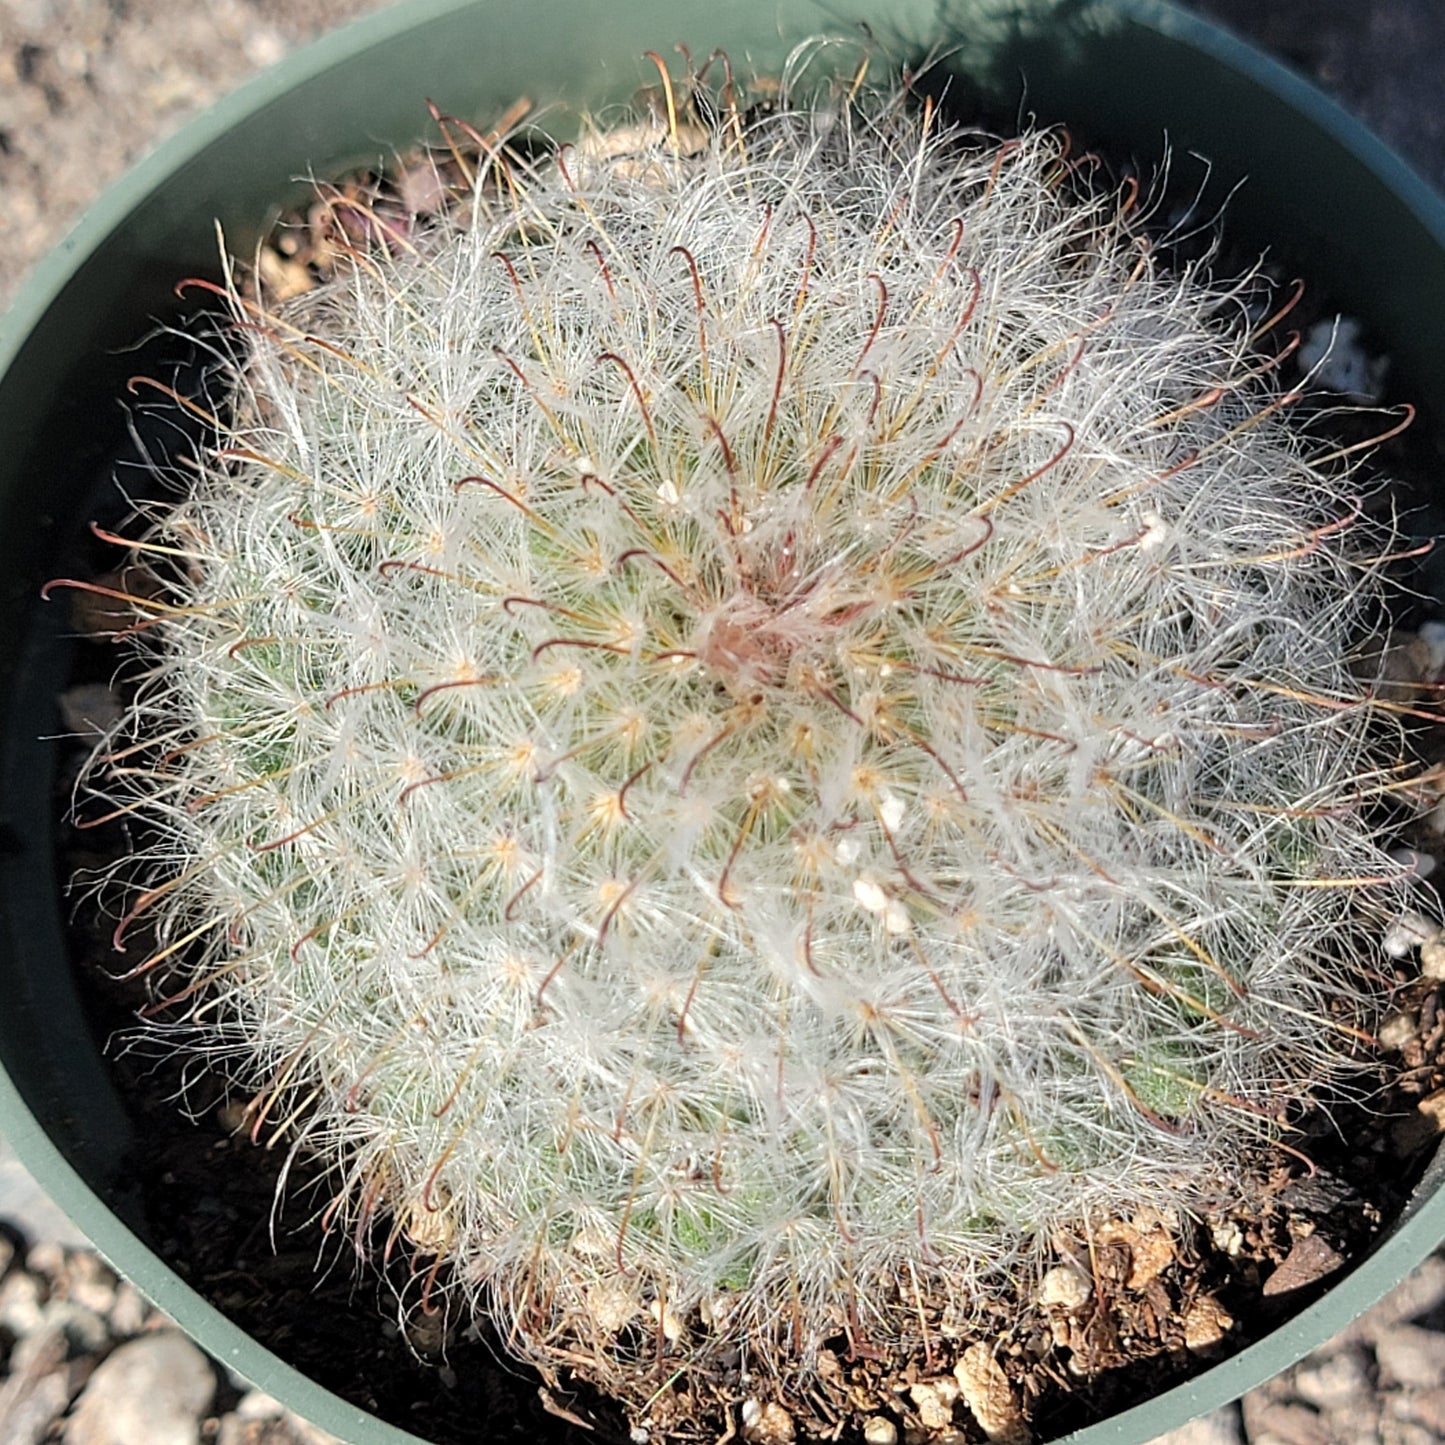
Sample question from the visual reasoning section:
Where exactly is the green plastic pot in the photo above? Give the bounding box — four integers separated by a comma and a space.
2, 2, 1443, 1441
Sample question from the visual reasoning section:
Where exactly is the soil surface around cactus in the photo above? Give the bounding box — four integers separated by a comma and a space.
49, 102, 1445, 1445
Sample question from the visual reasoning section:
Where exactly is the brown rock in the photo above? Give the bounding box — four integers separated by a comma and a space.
57, 684, 124, 740
1353, 631, 1437, 704
955, 1345, 1030, 1445
1262, 1235, 1345, 1297
61, 565, 165, 641
1183, 1294, 1234, 1354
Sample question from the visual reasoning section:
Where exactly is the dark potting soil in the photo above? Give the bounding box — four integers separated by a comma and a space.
42, 74, 1445, 1445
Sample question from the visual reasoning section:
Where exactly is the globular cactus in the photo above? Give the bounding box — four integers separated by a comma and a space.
81, 71, 1414, 1432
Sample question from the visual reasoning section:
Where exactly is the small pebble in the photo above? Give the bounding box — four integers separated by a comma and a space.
1374, 1421, 1437, 1445
1038, 1263, 1092, 1312
217, 1413, 341, 1445
1210, 1219, 1245, 1256
647, 1298, 684, 1343
588, 1279, 639, 1334
1422, 938, 1445, 980
1385, 912, 1442, 959
1298, 315, 1387, 401
215, 1420, 264, 1445
910, 1376, 960, 1430
235, 1390, 287, 1421
36, 1299, 110, 1359
1419, 620, 1445, 677
1239, 1398, 1331, 1445
863, 1418, 899, 1445
1390, 846, 1439, 881
1390, 1386, 1445, 1435
1376, 1323, 1445, 1390
63, 1330, 216, 1445
403, 1310, 447, 1357
740, 1399, 795, 1444
1379, 1010, 1418, 1051
107, 1280, 150, 1338
57, 683, 124, 739
1290, 1343, 1372, 1409
1361, 1254, 1445, 1334
399, 160, 449, 216
24, 1241, 65, 1281
215, 1100, 250, 1135
0, 1268, 47, 1337
0, 1361, 71, 1445
956, 1344, 1030, 1445
1182, 1294, 1233, 1354
63, 1254, 118, 1318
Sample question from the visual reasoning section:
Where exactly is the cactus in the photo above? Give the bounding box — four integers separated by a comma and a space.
80, 74, 1414, 1431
